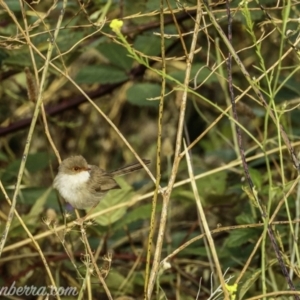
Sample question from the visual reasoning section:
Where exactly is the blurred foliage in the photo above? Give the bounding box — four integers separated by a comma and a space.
0, 0, 300, 299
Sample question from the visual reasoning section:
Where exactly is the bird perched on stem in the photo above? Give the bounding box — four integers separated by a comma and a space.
54, 155, 150, 224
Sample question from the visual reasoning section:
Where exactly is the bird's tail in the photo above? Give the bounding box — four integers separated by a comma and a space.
110, 159, 150, 177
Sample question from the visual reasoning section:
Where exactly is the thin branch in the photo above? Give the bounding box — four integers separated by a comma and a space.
144, 0, 166, 295
224, 0, 298, 295
146, 0, 203, 297
0, 0, 66, 257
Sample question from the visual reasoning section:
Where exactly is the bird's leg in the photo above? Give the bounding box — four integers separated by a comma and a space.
74, 205, 97, 225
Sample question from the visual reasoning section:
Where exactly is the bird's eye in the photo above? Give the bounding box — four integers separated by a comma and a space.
73, 167, 79, 171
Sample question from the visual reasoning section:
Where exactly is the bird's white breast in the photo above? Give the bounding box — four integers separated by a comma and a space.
53, 171, 90, 205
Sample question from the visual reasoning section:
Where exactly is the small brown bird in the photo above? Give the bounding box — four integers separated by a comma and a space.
53, 155, 149, 222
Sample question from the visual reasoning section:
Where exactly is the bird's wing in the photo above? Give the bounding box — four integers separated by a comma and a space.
87, 165, 120, 193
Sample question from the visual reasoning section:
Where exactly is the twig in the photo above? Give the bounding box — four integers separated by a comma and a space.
2, 143, 300, 254
144, 0, 166, 294
146, 0, 203, 297
80, 224, 113, 300
224, 0, 299, 295
0, 0, 66, 257
202, 0, 299, 171
184, 141, 229, 298
0, 181, 61, 300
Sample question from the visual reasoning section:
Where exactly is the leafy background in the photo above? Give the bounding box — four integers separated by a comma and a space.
1, 0, 300, 299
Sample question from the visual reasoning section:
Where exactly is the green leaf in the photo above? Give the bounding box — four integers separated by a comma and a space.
248, 168, 262, 190
76, 65, 128, 84
97, 43, 133, 71
106, 270, 134, 293
134, 35, 162, 56
27, 153, 53, 172
196, 171, 227, 198
4, 187, 53, 233
113, 203, 157, 230
56, 31, 85, 53
226, 228, 258, 247
0, 50, 9, 65
0, 152, 8, 161
4, 52, 32, 68
94, 178, 134, 226
180, 246, 209, 257
5, 0, 21, 12
127, 83, 161, 107
238, 270, 261, 299
235, 213, 256, 225
23, 187, 52, 225
20, 187, 51, 205
1, 152, 53, 183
